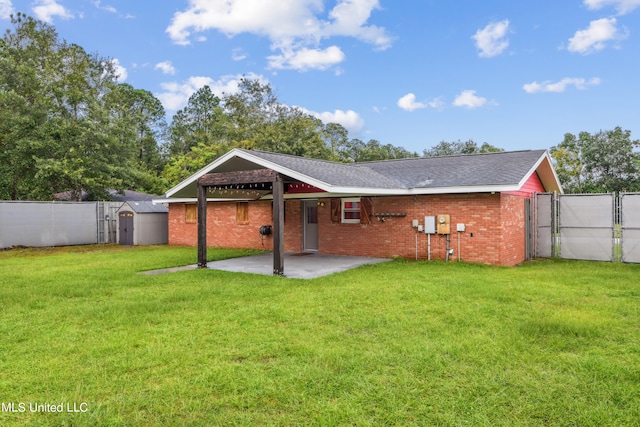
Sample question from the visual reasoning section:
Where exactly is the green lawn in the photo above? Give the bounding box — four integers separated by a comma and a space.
1, 246, 639, 426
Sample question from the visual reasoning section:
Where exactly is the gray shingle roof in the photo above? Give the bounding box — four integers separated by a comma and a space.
164, 148, 553, 199
122, 201, 168, 213
242, 149, 546, 189
242, 149, 403, 188
358, 150, 547, 188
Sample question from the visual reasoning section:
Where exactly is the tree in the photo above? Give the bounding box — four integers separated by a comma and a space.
322, 122, 350, 161
104, 83, 168, 194
423, 139, 503, 157
163, 78, 335, 186
0, 13, 166, 200
221, 77, 331, 158
340, 139, 418, 162
163, 85, 234, 185
161, 76, 421, 186
166, 85, 227, 156
551, 127, 640, 193
0, 14, 58, 199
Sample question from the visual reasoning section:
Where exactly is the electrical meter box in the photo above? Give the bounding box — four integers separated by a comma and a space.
424, 216, 436, 234
436, 214, 450, 234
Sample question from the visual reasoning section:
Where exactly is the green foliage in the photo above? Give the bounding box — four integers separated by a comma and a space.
0, 13, 166, 200
551, 127, 640, 193
162, 76, 419, 187
341, 138, 418, 162
1, 246, 639, 426
423, 139, 504, 157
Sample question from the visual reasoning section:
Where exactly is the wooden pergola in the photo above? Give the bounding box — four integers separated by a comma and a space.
196, 169, 285, 275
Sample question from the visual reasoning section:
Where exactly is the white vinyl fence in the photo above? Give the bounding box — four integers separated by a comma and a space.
621, 193, 640, 263
559, 194, 615, 262
0, 201, 122, 249
533, 192, 640, 263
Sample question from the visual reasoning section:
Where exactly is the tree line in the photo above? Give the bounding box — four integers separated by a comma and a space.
1, 14, 638, 200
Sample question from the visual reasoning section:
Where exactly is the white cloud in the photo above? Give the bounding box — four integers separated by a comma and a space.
567, 17, 627, 54
453, 90, 488, 109
397, 93, 426, 111
93, 1, 116, 13
397, 93, 445, 112
302, 108, 365, 134
472, 19, 510, 58
523, 77, 602, 93
155, 61, 176, 75
267, 45, 345, 71
166, 0, 392, 72
156, 73, 266, 111
232, 48, 248, 61
111, 59, 127, 83
583, 0, 640, 14
1, 0, 14, 19
32, 0, 73, 23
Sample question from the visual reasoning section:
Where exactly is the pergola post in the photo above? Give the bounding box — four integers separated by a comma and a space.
272, 174, 285, 276
197, 178, 208, 268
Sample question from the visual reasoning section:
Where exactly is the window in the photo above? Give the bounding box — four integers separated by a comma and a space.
341, 198, 361, 223
236, 202, 249, 224
331, 197, 372, 224
185, 204, 197, 223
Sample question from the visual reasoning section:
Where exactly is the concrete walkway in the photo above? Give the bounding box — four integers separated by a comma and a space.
142, 252, 391, 279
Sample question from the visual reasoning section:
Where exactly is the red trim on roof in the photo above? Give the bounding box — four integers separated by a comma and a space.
504, 172, 545, 197
285, 183, 326, 194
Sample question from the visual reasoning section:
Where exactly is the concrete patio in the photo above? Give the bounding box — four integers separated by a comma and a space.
142, 252, 391, 279
205, 252, 391, 279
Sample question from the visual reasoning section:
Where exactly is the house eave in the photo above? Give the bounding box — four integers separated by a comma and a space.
158, 184, 524, 204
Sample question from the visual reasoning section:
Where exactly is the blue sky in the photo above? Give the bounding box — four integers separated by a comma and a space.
2, 0, 639, 153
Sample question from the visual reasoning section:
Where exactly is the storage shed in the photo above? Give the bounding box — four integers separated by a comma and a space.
116, 201, 168, 245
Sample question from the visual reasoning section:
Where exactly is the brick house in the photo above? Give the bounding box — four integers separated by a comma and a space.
161, 148, 562, 267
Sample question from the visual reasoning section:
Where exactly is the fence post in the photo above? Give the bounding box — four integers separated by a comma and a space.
552, 192, 558, 258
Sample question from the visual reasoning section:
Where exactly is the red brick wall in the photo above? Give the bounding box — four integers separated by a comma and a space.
169, 200, 304, 252
168, 192, 529, 266
169, 201, 275, 250
318, 194, 510, 265
499, 194, 527, 266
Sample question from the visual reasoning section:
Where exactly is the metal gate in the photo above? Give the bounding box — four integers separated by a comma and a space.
621, 193, 640, 263
534, 193, 554, 258
532, 192, 640, 263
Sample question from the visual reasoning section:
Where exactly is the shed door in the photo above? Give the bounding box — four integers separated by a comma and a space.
119, 211, 134, 245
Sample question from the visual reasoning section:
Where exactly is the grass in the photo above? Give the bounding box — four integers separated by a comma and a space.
1, 245, 639, 426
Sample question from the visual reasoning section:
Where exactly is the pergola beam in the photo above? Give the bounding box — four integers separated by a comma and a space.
199, 169, 277, 187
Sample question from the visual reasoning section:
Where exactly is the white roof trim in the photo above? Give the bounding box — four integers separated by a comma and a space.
514, 151, 563, 194
165, 148, 335, 198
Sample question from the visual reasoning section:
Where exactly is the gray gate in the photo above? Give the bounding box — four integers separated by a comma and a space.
621, 193, 640, 263
558, 194, 614, 261
534, 193, 554, 258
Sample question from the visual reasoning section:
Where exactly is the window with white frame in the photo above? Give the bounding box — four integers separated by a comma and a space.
342, 198, 361, 223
